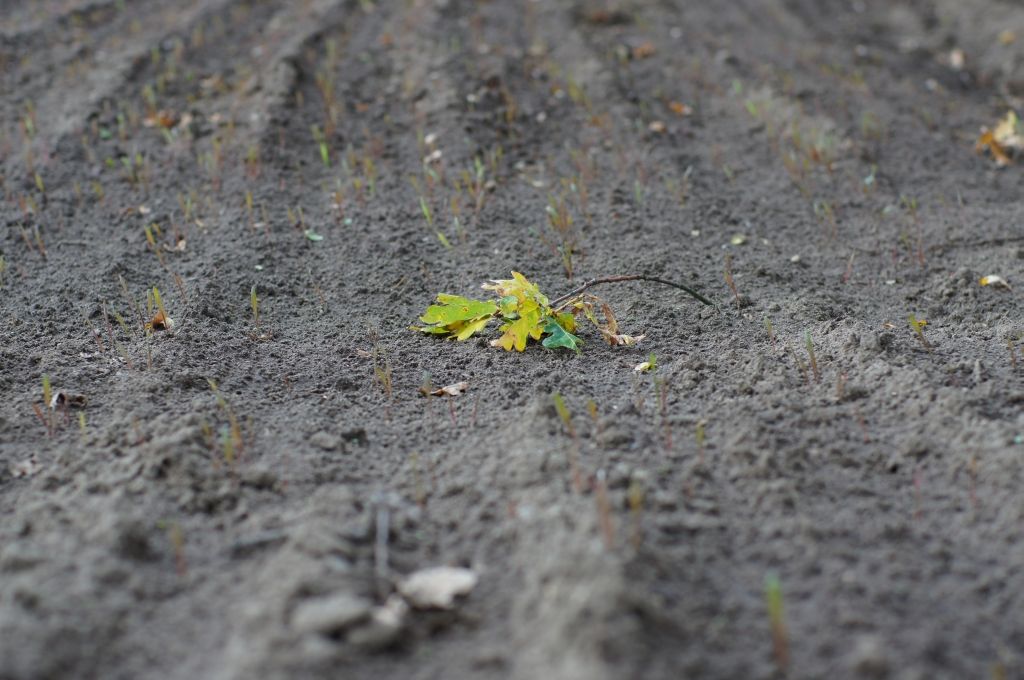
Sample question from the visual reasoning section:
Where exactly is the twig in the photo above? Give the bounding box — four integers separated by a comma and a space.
550, 274, 713, 309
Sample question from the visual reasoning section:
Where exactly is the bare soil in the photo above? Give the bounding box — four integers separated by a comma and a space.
2, 1, 1024, 678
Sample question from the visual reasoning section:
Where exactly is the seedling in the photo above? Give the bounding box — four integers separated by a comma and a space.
656, 377, 672, 452
368, 330, 393, 401
695, 419, 706, 465
250, 285, 259, 327
167, 522, 187, 576
40, 374, 53, 436
813, 199, 837, 240
586, 399, 600, 435
764, 317, 775, 349
968, 454, 978, 510
908, 314, 932, 352
413, 272, 711, 353
410, 451, 427, 507
913, 466, 923, 520
144, 223, 165, 266
787, 342, 811, 385
764, 572, 789, 672
805, 330, 820, 382
150, 286, 172, 331
119, 275, 145, 330
552, 392, 583, 492
723, 254, 740, 307
542, 193, 578, 279
594, 469, 615, 549
627, 476, 645, 548
207, 379, 243, 464
899, 194, 924, 267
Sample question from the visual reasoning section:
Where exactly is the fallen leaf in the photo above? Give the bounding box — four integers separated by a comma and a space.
977, 111, 1024, 165
605, 333, 646, 346
11, 457, 41, 478
49, 392, 87, 409
148, 311, 174, 331
979, 274, 1012, 290
164, 235, 186, 252
999, 30, 1017, 46
398, 566, 478, 609
993, 111, 1024, 149
668, 101, 693, 116
428, 381, 469, 397
632, 42, 656, 59
584, 9, 631, 25
143, 110, 179, 129
541, 319, 582, 351
418, 294, 498, 328
648, 120, 666, 133
731, 234, 748, 245
490, 302, 544, 352
634, 352, 657, 373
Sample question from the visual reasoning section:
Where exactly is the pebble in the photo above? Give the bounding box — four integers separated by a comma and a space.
309, 431, 342, 452
291, 592, 372, 635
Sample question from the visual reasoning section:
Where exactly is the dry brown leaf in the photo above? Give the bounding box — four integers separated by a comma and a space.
979, 275, 1012, 290
49, 392, 87, 409
632, 42, 656, 59
11, 457, 41, 478
977, 111, 1023, 166
668, 101, 692, 116
428, 381, 469, 397
143, 110, 179, 129
605, 333, 646, 347
148, 311, 174, 331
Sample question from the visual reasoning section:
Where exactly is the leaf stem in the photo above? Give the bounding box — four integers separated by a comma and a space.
550, 274, 713, 308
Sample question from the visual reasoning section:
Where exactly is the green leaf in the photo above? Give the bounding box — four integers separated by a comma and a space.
420, 295, 498, 326
411, 325, 452, 334
499, 295, 519, 317
555, 312, 576, 333
542, 319, 582, 351
304, 229, 323, 241
491, 306, 543, 351
453, 315, 493, 341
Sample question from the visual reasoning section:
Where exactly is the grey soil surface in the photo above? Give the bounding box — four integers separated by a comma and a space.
2, 1, 1024, 678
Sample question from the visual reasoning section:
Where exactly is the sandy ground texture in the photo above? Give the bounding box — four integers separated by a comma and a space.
2, 0, 1024, 678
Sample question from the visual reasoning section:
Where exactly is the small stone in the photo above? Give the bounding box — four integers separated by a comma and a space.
242, 465, 278, 490
291, 592, 372, 635
348, 594, 408, 649
115, 520, 154, 561
309, 431, 342, 451
341, 428, 368, 445
399, 566, 478, 609
849, 635, 889, 678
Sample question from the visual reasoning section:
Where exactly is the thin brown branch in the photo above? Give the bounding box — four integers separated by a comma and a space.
550, 274, 714, 308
